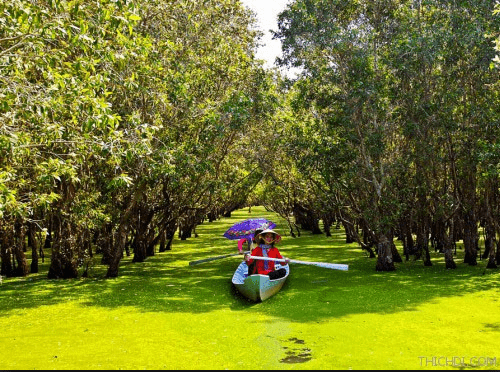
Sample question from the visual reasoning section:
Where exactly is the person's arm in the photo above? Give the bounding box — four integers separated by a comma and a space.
245, 247, 258, 265
245, 248, 259, 275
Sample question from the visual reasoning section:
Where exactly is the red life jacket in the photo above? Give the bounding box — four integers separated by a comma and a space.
247, 246, 283, 275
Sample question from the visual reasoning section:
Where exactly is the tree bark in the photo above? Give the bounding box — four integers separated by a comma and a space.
462, 208, 478, 266
13, 219, 29, 276
0, 223, 14, 277
132, 206, 154, 263
495, 241, 500, 268
442, 230, 457, 270
415, 194, 432, 266
159, 221, 177, 252
28, 222, 39, 274
399, 212, 414, 261
294, 203, 322, 234
106, 221, 129, 278
322, 213, 333, 237
99, 223, 114, 265
484, 177, 498, 269
390, 239, 403, 263
485, 227, 497, 269
341, 219, 375, 258
47, 213, 78, 279
107, 184, 145, 277
376, 234, 395, 271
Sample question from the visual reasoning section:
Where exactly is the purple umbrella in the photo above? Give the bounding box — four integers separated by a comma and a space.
223, 218, 276, 241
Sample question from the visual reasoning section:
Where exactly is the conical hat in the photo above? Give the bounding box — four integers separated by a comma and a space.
259, 228, 281, 243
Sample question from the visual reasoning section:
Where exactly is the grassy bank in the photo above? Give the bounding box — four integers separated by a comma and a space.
1, 206, 499, 370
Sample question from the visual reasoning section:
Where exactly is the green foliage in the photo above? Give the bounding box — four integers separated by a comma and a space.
3, 0, 500, 278
0, 0, 273, 278
271, 0, 500, 269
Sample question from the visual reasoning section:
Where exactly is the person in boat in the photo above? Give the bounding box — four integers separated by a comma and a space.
252, 228, 264, 247
237, 228, 264, 254
244, 228, 290, 280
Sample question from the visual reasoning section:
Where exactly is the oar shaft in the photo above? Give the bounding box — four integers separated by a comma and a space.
248, 255, 348, 271
189, 251, 248, 266
289, 259, 348, 271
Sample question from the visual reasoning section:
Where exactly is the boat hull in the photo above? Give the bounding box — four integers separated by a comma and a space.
231, 261, 289, 302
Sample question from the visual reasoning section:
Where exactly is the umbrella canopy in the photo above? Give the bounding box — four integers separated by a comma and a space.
223, 218, 276, 241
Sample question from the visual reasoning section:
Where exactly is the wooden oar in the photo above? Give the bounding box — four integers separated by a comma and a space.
248, 255, 349, 271
189, 251, 248, 266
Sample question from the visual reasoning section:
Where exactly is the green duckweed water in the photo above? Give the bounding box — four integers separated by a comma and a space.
0, 206, 499, 370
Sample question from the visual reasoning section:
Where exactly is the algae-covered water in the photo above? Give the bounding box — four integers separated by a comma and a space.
1, 207, 499, 370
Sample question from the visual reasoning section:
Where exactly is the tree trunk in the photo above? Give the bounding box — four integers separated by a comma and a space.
159, 222, 177, 252
0, 223, 14, 277
158, 229, 167, 253
11, 219, 29, 277
462, 208, 478, 266
458, 161, 478, 265
495, 241, 500, 268
484, 177, 498, 269
485, 229, 497, 269
361, 222, 372, 247
165, 233, 175, 251
132, 204, 154, 263
131, 236, 146, 262
47, 213, 78, 279
286, 217, 300, 238
390, 239, 403, 263
399, 213, 413, 261
99, 224, 114, 265
343, 220, 356, 244
106, 222, 129, 278
178, 222, 193, 240
44, 224, 52, 248
146, 226, 156, 257
416, 209, 432, 266
433, 215, 457, 269
294, 203, 322, 234
442, 230, 457, 270
430, 220, 441, 253
417, 218, 432, 267
28, 222, 39, 274
322, 213, 333, 237
47, 180, 78, 279
376, 234, 395, 271
79, 230, 93, 277
416, 208, 431, 265
341, 219, 375, 257
107, 186, 146, 277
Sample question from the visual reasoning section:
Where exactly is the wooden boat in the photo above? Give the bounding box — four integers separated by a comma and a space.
231, 261, 290, 302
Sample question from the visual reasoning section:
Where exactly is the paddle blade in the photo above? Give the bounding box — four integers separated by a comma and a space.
288, 259, 348, 271
318, 262, 349, 271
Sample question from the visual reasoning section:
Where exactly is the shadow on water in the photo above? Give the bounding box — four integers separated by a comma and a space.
1, 207, 499, 324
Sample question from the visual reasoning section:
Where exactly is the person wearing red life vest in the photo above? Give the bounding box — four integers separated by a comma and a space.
244, 228, 289, 279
